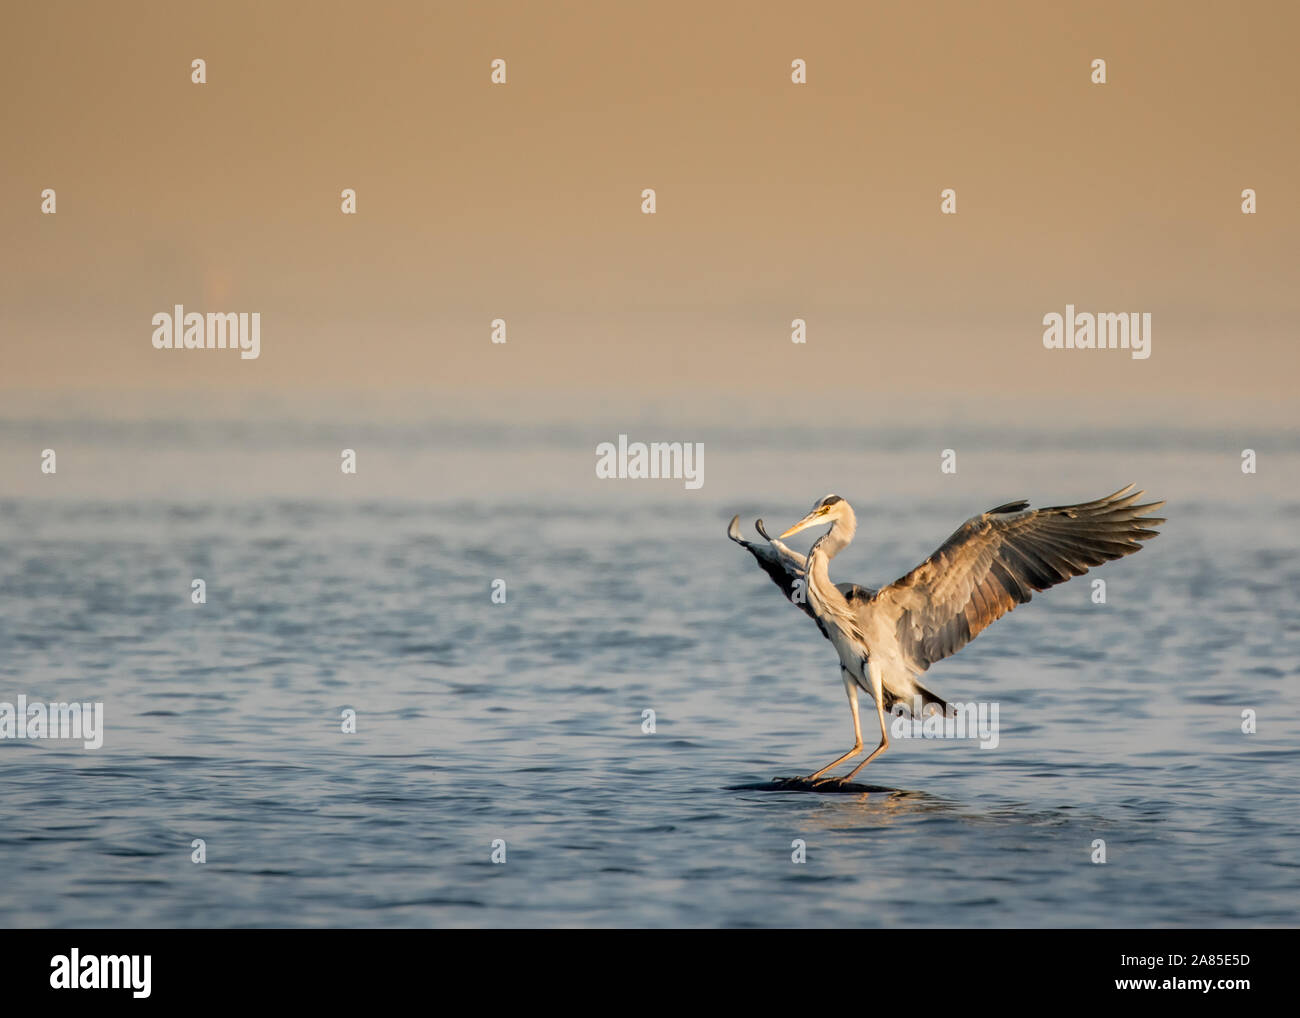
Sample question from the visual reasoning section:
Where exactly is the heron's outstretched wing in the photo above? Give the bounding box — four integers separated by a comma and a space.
868, 485, 1165, 674
728, 516, 875, 624
728, 515, 815, 619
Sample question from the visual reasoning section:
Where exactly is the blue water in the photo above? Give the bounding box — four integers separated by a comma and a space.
1, 420, 1297, 927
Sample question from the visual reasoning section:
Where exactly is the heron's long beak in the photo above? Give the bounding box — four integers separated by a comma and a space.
779, 510, 827, 539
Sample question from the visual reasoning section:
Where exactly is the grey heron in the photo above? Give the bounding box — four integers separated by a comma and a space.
729, 485, 1165, 785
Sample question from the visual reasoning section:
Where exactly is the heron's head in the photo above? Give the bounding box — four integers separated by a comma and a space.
779, 494, 852, 539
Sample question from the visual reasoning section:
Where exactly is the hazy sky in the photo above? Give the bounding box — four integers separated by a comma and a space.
2, 0, 1297, 413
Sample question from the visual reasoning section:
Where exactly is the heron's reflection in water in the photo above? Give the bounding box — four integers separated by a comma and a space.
734, 780, 1095, 840
731, 781, 958, 830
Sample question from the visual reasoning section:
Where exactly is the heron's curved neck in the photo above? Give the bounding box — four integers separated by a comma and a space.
806, 537, 848, 617
821, 507, 857, 561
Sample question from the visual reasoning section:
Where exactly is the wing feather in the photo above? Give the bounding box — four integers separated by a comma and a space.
728, 516, 876, 626
728, 515, 815, 619
869, 485, 1165, 673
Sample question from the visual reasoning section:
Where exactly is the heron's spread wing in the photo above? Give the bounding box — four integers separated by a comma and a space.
728, 515, 815, 620
728, 516, 876, 627
869, 485, 1165, 673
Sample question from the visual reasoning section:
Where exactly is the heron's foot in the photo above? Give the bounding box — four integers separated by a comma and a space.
769, 775, 872, 793
774, 775, 822, 789
774, 775, 846, 790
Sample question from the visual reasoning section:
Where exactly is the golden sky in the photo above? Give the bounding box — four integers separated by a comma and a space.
2, 0, 1297, 410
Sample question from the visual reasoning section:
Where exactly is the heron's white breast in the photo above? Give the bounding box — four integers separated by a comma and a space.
825, 621, 867, 680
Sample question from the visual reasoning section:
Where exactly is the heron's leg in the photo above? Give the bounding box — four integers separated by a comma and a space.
843, 667, 890, 780
805, 669, 863, 780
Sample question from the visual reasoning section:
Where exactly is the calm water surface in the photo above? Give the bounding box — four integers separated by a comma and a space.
1, 423, 1297, 927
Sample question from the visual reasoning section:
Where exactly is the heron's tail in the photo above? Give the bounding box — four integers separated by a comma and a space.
914, 682, 949, 715
882, 680, 949, 716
